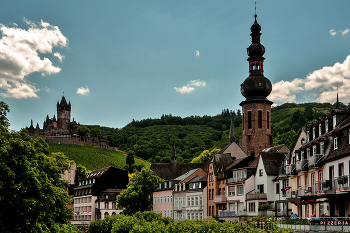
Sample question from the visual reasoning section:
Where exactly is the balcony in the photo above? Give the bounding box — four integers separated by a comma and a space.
279, 166, 286, 178
246, 193, 267, 200
308, 154, 324, 168
296, 160, 308, 172
219, 210, 236, 217
227, 177, 245, 184
335, 175, 350, 191
286, 189, 298, 199
286, 164, 297, 176
214, 195, 227, 204
316, 180, 335, 195
298, 186, 317, 196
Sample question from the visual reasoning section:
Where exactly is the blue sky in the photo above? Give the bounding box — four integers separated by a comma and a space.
1, 1, 350, 131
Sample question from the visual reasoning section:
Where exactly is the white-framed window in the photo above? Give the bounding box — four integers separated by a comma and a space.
195, 197, 198, 206
229, 186, 235, 196
319, 124, 322, 136
238, 186, 244, 195
187, 212, 190, 219
182, 197, 185, 207
157, 196, 159, 204
199, 213, 203, 219
334, 137, 338, 150
313, 145, 317, 155
301, 151, 304, 160
167, 195, 169, 203
325, 120, 328, 133
183, 183, 186, 190
159, 183, 161, 189
170, 210, 173, 218
187, 197, 190, 207
174, 197, 177, 207
320, 142, 324, 154
175, 184, 178, 191
191, 197, 194, 206
199, 196, 202, 207
160, 196, 162, 204
333, 115, 337, 129
170, 195, 173, 203
164, 182, 167, 189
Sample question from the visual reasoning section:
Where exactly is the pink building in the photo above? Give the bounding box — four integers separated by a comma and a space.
153, 180, 177, 218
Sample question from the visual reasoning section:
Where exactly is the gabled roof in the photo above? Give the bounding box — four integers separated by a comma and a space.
226, 156, 255, 170
150, 163, 205, 180
260, 152, 286, 175
262, 144, 289, 153
187, 175, 207, 183
211, 153, 235, 175
174, 168, 199, 181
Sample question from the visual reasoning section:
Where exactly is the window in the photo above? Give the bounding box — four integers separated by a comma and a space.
199, 197, 202, 207
112, 202, 116, 209
209, 189, 211, 200
307, 131, 309, 142
105, 202, 109, 209
319, 204, 324, 216
183, 197, 185, 207
209, 206, 211, 216
191, 197, 194, 206
259, 169, 263, 176
248, 111, 252, 129
318, 171, 323, 182
104, 212, 109, 218
307, 148, 310, 158
320, 142, 324, 154
164, 195, 166, 203
325, 120, 328, 132
170, 195, 172, 203
258, 110, 262, 128
257, 184, 264, 193
311, 173, 315, 186
313, 145, 317, 155
199, 213, 203, 219
249, 202, 255, 212
187, 212, 190, 219
170, 210, 173, 218
154, 197, 156, 204
297, 176, 301, 187
212, 189, 214, 199
195, 197, 198, 206
174, 197, 177, 207
276, 183, 279, 194
238, 186, 244, 195
305, 175, 308, 187
339, 163, 344, 176
183, 183, 186, 190
319, 124, 322, 136
229, 186, 235, 196
187, 197, 190, 206
164, 182, 167, 189
334, 137, 338, 150
313, 127, 315, 139
267, 111, 270, 129
167, 195, 169, 203
333, 115, 336, 128
301, 151, 304, 160
160, 196, 162, 204
157, 196, 159, 204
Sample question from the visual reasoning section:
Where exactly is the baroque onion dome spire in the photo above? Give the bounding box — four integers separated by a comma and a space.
229, 113, 236, 144
241, 14, 272, 100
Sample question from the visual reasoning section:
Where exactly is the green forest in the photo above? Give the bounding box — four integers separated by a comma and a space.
86, 102, 343, 164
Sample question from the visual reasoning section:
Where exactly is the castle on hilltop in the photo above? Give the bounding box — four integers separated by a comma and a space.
27, 95, 109, 148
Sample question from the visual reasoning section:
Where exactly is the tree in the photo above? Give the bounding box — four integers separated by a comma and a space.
117, 168, 162, 215
77, 125, 90, 140
0, 101, 10, 129
126, 150, 135, 167
0, 125, 72, 232
90, 128, 101, 137
75, 164, 89, 184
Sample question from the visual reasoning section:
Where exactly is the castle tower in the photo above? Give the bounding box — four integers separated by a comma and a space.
57, 95, 71, 130
240, 14, 273, 156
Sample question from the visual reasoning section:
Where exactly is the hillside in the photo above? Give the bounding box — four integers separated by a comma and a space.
85, 102, 343, 163
48, 143, 151, 171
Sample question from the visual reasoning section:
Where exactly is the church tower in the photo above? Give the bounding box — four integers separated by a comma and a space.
57, 95, 71, 130
240, 14, 273, 157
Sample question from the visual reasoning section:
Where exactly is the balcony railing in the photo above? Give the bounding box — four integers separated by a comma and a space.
296, 160, 308, 172
335, 175, 350, 191
298, 186, 317, 196
286, 164, 296, 176
214, 195, 227, 203
286, 189, 298, 199
279, 166, 286, 177
227, 177, 245, 184
246, 193, 267, 200
308, 154, 324, 168
219, 210, 236, 217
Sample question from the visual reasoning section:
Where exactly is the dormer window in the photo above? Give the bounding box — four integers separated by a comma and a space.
159, 183, 162, 189
325, 120, 328, 133
334, 137, 338, 150
320, 142, 324, 154
79, 181, 81, 186
306, 131, 309, 142
175, 184, 178, 191
313, 128, 315, 140
199, 182, 202, 188
164, 182, 167, 189
319, 124, 322, 135
313, 145, 317, 155
183, 183, 186, 190
333, 115, 337, 129
301, 138, 305, 145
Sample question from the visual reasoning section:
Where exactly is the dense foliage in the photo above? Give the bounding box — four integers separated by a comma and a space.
0, 105, 76, 232
48, 143, 150, 171
86, 103, 341, 164
117, 168, 162, 215
88, 211, 291, 233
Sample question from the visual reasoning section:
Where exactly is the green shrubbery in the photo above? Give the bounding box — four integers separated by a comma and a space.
88, 212, 292, 233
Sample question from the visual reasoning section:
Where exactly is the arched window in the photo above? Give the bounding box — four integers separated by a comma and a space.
104, 212, 109, 218
105, 202, 109, 209
112, 212, 116, 215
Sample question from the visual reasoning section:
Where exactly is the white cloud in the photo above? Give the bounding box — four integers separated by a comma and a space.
270, 55, 350, 104
54, 52, 64, 62
269, 79, 304, 103
174, 79, 206, 94
330, 29, 337, 37
77, 86, 90, 95
0, 18, 67, 98
174, 86, 195, 94
195, 50, 200, 57
342, 29, 349, 35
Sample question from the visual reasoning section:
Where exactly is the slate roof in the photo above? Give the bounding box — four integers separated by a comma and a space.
226, 156, 255, 170
211, 153, 235, 176
150, 163, 205, 180
187, 175, 207, 184
262, 144, 289, 153
260, 152, 286, 175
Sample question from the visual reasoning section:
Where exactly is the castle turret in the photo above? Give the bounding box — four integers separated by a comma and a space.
57, 95, 71, 130
240, 14, 273, 156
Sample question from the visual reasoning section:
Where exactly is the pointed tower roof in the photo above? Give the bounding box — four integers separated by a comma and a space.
171, 140, 177, 167
53, 114, 56, 122
229, 113, 236, 144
